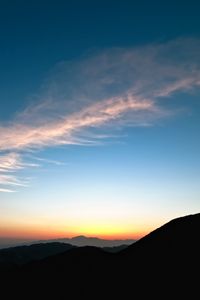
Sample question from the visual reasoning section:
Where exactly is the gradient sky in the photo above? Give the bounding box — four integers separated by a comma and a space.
0, 0, 200, 241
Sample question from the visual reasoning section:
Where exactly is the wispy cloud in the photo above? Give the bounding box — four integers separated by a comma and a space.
0, 188, 16, 193
0, 95, 155, 151
0, 37, 200, 192
0, 174, 28, 187
0, 152, 38, 192
0, 152, 38, 171
27, 155, 67, 166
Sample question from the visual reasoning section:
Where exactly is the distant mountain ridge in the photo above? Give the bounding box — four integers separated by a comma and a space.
39, 235, 136, 248
1, 213, 200, 298
0, 235, 136, 249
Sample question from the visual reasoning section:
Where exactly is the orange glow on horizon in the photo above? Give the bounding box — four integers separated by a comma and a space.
0, 215, 158, 241
0, 225, 150, 241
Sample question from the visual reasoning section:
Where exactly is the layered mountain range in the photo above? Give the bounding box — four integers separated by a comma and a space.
1, 213, 199, 298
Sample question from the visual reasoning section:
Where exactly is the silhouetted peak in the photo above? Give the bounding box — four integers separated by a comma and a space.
72, 235, 86, 239
123, 212, 200, 255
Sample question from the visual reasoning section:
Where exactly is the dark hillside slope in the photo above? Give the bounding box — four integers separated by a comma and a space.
123, 213, 200, 255
1, 213, 200, 298
0, 242, 76, 267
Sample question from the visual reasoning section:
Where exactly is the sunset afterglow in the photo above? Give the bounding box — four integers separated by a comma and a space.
0, 1, 200, 244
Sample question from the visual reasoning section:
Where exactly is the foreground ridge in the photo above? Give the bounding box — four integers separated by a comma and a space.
1, 213, 200, 298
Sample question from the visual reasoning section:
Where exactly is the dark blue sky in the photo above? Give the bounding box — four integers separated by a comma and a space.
1, 0, 200, 118
0, 1, 200, 240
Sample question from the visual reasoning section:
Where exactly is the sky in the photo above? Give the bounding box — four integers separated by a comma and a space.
0, 0, 200, 241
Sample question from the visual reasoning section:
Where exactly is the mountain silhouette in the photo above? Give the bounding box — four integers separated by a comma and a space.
36, 235, 136, 248
0, 238, 34, 249
0, 235, 136, 249
0, 241, 127, 268
124, 212, 200, 254
1, 213, 199, 298
0, 242, 76, 268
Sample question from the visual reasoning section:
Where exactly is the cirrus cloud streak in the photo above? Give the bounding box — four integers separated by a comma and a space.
0, 37, 200, 191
